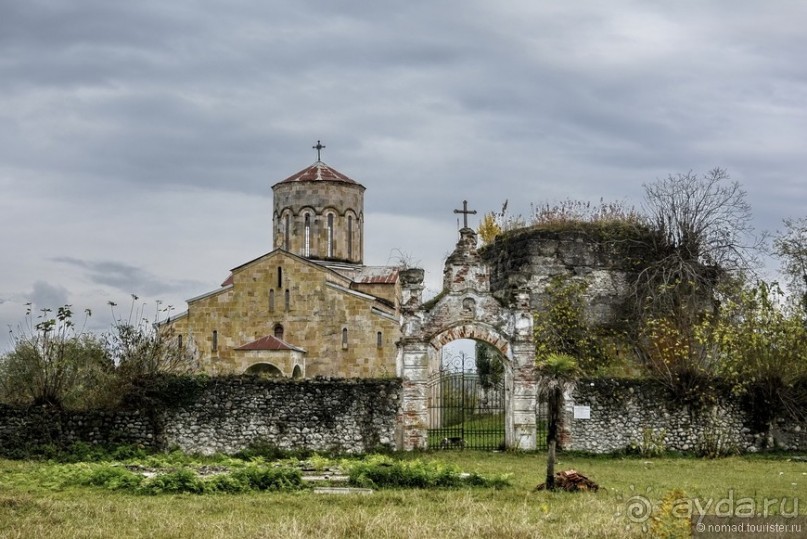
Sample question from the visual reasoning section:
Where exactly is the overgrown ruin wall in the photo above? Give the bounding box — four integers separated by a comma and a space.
564, 379, 806, 453
481, 227, 651, 325
0, 377, 402, 456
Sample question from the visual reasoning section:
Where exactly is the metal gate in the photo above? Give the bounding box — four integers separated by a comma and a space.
427, 354, 505, 450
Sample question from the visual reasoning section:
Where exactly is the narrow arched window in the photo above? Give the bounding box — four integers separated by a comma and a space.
304, 214, 311, 257
177, 335, 183, 349
348, 215, 353, 259
277, 267, 282, 288
327, 213, 334, 258
341, 328, 348, 349
376, 331, 382, 349
269, 289, 275, 311
212, 330, 218, 352
284, 289, 290, 311
274, 324, 284, 340
284, 214, 290, 249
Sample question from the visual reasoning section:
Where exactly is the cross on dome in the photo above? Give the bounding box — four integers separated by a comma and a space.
313, 140, 326, 161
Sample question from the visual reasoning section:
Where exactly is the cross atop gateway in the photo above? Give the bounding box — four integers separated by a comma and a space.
453, 200, 477, 228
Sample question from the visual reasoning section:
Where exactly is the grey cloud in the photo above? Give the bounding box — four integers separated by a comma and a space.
0, 0, 804, 339
52, 257, 202, 297
28, 281, 70, 311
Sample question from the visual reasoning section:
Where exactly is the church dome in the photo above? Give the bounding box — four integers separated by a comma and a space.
271, 158, 365, 264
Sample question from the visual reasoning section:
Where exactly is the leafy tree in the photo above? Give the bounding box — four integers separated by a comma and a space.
477, 200, 525, 246
533, 277, 608, 374
632, 169, 762, 394
711, 281, 807, 425
477, 212, 502, 246
634, 314, 719, 407
474, 341, 504, 390
0, 305, 112, 408
773, 217, 807, 312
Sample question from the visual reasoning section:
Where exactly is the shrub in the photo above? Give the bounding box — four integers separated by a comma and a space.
138, 468, 207, 495
229, 465, 303, 491
346, 455, 510, 489
204, 473, 250, 493
82, 465, 143, 490
628, 428, 667, 457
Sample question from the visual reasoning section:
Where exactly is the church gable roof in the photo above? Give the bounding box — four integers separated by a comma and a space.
354, 266, 399, 284
228, 249, 352, 286
273, 161, 364, 189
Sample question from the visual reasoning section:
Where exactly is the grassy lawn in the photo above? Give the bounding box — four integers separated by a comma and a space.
428, 415, 549, 450
0, 451, 805, 538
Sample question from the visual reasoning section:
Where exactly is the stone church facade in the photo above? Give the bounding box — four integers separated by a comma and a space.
163, 160, 400, 378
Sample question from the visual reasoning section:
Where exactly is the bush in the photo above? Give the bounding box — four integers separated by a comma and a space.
229, 465, 303, 491
139, 468, 207, 495
627, 428, 667, 457
205, 473, 250, 493
0, 306, 113, 409
346, 455, 510, 489
82, 465, 143, 490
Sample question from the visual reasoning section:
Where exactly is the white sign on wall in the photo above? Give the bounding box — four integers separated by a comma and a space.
573, 405, 591, 420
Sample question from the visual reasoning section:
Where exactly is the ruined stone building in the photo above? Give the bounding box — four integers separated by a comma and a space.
163, 160, 401, 378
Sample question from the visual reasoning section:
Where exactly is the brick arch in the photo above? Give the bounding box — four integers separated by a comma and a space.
428, 323, 511, 358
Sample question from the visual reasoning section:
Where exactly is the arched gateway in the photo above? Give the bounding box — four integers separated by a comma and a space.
396, 227, 538, 450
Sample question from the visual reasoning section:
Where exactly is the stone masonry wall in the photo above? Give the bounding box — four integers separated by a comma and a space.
481, 227, 653, 325
0, 377, 402, 456
167, 251, 399, 378
564, 378, 807, 453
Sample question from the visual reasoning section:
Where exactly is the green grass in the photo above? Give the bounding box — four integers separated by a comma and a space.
428, 416, 548, 450
0, 452, 805, 538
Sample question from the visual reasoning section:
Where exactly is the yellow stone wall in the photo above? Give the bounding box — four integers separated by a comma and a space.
165, 251, 398, 378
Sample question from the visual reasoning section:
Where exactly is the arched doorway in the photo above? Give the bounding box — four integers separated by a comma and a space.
291, 364, 303, 379
397, 227, 538, 451
427, 339, 506, 450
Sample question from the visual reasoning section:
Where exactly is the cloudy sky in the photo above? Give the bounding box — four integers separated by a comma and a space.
1, 0, 805, 349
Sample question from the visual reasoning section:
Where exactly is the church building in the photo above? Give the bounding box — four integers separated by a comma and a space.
163, 149, 401, 378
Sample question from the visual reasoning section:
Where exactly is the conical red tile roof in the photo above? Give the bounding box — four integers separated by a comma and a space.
273, 161, 363, 187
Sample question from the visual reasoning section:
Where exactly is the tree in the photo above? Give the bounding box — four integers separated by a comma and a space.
643, 168, 758, 272
633, 169, 761, 389
0, 305, 111, 408
711, 281, 807, 426
475, 341, 504, 391
537, 353, 580, 491
106, 297, 198, 379
638, 169, 760, 320
477, 200, 525, 246
773, 217, 807, 312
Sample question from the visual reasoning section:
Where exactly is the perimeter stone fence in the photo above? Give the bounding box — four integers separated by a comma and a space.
563, 378, 807, 454
0, 377, 401, 456
0, 375, 804, 456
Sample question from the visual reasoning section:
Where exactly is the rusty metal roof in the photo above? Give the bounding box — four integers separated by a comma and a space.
234, 335, 305, 352
354, 266, 399, 284
273, 161, 364, 188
